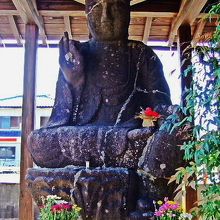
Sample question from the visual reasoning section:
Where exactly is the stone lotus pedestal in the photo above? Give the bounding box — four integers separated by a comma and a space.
26, 166, 155, 220
26, 128, 183, 220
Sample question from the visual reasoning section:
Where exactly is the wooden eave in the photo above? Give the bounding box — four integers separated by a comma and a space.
0, 0, 218, 46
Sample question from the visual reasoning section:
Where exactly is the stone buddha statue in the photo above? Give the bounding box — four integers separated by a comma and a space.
28, 0, 184, 202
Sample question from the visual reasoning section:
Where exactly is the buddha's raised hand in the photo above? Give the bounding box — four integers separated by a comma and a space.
59, 32, 85, 89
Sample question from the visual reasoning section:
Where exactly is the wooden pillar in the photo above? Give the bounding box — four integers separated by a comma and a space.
19, 24, 38, 220
178, 23, 193, 104
177, 23, 197, 214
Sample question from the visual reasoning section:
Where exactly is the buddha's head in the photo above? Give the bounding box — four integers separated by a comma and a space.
85, 0, 130, 41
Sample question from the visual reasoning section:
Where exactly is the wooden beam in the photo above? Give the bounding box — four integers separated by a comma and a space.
73, 0, 85, 4
0, 9, 216, 18
76, 0, 147, 5
131, 11, 176, 18
168, 0, 191, 46
0, 10, 19, 16
178, 23, 198, 215
186, 1, 208, 25
192, 19, 206, 46
178, 23, 192, 104
11, 0, 27, 23
142, 17, 152, 44
19, 24, 38, 220
39, 10, 86, 17
11, 0, 47, 43
186, 186, 198, 216
168, 0, 208, 46
198, 13, 218, 18
64, 16, 73, 39
0, 10, 187, 18
38, 10, 176, 18
131, 0, 145, 6
8, 15, 22, 45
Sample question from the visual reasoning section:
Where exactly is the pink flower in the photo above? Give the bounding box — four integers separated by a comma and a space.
61, 204, 72, 210
157, 201, 180, 213
39, 205, 45, 209
51, 204, 62, 213
51, 203, 72, 213
170, 203, 180, 210
155, 210, 164, 217
154, 198, 182, 218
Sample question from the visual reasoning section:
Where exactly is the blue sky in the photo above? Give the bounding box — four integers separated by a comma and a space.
0, 47, 181, 104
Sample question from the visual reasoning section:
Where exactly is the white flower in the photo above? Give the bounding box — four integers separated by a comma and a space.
179, 213, 193, 220
46, 195, 61, 200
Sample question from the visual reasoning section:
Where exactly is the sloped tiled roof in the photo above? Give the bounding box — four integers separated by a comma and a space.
0, 95, 54, 108
0, 0, 218, 46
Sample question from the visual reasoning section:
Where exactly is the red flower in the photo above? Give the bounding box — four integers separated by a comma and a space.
62, 204, 72, 210
144, 107, 160, 118
51, 203, 72, 213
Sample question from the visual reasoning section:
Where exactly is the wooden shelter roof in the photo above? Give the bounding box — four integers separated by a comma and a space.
0, 0, 218, 46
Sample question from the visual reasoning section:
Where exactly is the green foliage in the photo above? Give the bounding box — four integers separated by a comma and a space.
198, 185, 220, 220
166, 3, 220, 220
209, 3, 220, 44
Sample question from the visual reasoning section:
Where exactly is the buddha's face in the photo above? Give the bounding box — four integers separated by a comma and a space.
85, 0, 130, 41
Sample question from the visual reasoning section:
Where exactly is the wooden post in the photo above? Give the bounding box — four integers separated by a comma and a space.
19, 24, 38, 220
177, 23, 197, 214
178, 23, 193, 102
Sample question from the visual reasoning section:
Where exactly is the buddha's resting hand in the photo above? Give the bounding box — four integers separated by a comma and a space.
59, 32, 85, 88
127, 105, 179, 141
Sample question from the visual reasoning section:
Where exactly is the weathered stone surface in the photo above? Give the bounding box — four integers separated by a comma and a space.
27, 0, 186, 219
29, 126, 155, 169
26, 167, 139, 220
138, 131, 184, 178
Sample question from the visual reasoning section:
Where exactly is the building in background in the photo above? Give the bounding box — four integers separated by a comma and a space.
0, 95, 53, 183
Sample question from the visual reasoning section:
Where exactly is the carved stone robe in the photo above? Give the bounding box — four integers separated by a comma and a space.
48, 40, 171, 128
29, 40, 172, 168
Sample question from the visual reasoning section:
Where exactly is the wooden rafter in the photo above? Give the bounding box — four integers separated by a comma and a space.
131, 0, 145, 6
11, 0, 47, 44
131, 11, 176, 18
64, 16, 73, 39
142, 17, 152, 44
1, 10, 215, 18
0, 10, 19, 16
168, 0, 208, 46
0, 10, 177, 18
73, 0, 85, 4
192, 19, 206, 46
8, 15, 22, 45
39, 10, 176, 18
71, 0, 145, 6
186, 1, 208, 25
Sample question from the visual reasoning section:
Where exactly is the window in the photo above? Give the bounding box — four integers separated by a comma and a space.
0, 116, 21, 129
0, 116, 10, 129
0, 146, 15, 159
10, 116, 21, 129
